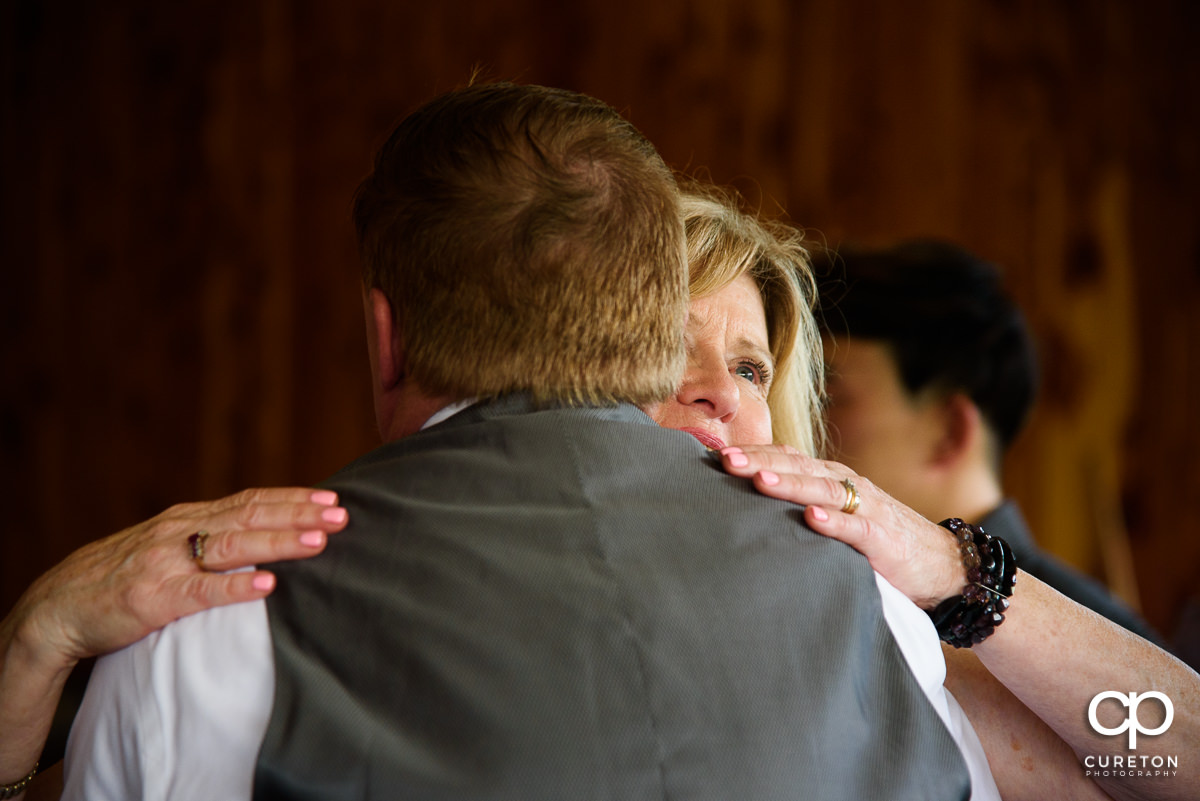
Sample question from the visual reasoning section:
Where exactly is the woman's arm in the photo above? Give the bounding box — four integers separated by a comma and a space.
967, 571, 1196, 801
0, 487, 347, 798
942, 644, 1115, 801
720, 444, 1198, 801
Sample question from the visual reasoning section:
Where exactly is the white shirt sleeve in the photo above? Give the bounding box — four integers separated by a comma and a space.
62, 595, 275, 801
875, 571, 1001, 801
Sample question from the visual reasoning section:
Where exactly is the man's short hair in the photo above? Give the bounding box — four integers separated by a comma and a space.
815, 240, 1039, 451
353, 82, 687, 406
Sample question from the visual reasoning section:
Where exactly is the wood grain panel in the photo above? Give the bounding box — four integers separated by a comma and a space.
3, 0, 1198, 651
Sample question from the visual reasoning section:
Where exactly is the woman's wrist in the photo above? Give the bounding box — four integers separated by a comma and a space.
927, 518, 1018, 648
0, 761, 38, 799
912, 519, 981, 610
0, 603, 75, 800
1, 590, 83, 683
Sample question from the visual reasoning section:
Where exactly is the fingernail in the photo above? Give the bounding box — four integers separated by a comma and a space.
720, 446, 744, 455
728, 452, 749, 468
810, 506, 829, 522
253, 573, 276, 592
759, 470, 780, 486
300, 530, 325, 547
311, 489, 338, 506
322, 507, 348, 524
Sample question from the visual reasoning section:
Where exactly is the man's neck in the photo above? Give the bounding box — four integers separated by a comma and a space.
377, 385, 460, 442
933, 463, 1005, 524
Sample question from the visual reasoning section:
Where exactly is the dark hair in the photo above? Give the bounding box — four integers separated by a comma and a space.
814, 240, 1038, 451
353, 82, 687, 405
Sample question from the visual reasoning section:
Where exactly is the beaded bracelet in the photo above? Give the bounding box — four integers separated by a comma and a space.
927, 518, 1018, 648
0, 762, 37, 800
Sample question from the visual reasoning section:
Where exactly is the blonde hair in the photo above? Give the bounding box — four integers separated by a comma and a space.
353, 83, 687, 406
680, 183, 826, 455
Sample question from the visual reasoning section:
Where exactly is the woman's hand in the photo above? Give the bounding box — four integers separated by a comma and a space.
6, 487, 348, 672
719, 444, 963, 609
0, 487, 347, 787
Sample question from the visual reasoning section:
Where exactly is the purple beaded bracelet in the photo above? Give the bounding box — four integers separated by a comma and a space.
927, 518, 1018, 648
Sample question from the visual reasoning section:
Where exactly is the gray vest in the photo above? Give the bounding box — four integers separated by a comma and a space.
255, 398, 969, 800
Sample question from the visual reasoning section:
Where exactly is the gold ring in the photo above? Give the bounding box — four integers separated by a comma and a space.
187, 530, 210, 567
840, 479, 861, 514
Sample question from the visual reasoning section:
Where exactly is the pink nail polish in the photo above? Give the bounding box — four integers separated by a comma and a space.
759, 470, 780, 486
253, 573, 276, 591
300, 531, 325, 547
720, 446, 744, 455
728, 453, 749, 468
322, 507, 348, 524
311, 489, 338, 506
810, 506, 829, 522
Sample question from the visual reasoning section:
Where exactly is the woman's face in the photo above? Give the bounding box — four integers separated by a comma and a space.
648, 273, 774, 449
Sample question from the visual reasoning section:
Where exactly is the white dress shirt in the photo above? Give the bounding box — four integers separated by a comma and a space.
63, 571, 999, 801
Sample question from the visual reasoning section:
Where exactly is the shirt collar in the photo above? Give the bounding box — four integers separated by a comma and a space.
420, 398, 479, 431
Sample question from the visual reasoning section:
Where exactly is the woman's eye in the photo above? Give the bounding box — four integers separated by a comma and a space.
733, 359, 772, 388
734, 364, 757, 382
734, 362, 762, 384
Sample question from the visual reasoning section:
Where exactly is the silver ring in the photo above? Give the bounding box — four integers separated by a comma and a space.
187, 530, 210, 567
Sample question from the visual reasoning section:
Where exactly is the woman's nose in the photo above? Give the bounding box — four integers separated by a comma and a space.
676, 358, 739, 422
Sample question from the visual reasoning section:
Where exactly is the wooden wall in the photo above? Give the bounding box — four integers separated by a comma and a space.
3, 0, 1198, 645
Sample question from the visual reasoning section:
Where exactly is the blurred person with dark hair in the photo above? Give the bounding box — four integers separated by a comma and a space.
813, 239, 1160, 644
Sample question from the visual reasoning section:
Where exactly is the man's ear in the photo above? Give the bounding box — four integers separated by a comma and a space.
369, 288, 405, 391
931, 392, 983, 468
